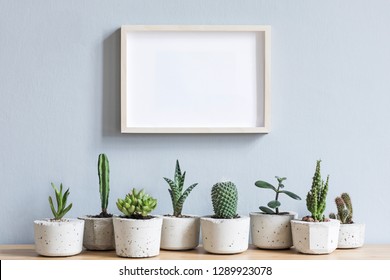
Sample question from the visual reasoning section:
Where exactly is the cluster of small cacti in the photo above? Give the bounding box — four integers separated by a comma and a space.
164, 160, 198, 217
98, 153, 111, 217
48, 182, 73, 220
211, 181, 238, 219
306, 160, 329, 222
116, 188, 157, 218
329, 193, 353, 224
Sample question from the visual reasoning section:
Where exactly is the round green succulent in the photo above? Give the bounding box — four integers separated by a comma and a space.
211, 181, 238, 219
116, 188, 157, 218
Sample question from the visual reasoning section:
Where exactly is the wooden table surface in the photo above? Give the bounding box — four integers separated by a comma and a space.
1, 244, 389, 260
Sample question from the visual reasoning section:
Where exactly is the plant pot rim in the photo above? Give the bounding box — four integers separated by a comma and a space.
160, 214, 200, 219
201, 215, 249, 221
339, 222, 365, 226
78, 215, 115, 221
250, 211, 297, 216
291, 219, 340, 225
113, 215, 162, 221
34, 218, 83, 225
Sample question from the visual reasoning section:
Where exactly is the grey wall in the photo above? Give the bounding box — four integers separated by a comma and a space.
1, 0, 389, 244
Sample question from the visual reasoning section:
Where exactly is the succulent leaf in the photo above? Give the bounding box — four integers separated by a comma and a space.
279, 190, 301, 200
267, 200, 281, 209
254, 176, 301, 214
260, 206, 275, 214
164, 160, 198, 217
254, 181, 277, 191
116, 188, 157, 218
48, 182, 73, 220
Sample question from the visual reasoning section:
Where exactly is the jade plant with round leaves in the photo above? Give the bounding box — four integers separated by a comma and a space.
254, 176, 301, 214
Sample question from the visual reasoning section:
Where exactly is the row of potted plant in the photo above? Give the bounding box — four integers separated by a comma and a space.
33, 156, 365, 258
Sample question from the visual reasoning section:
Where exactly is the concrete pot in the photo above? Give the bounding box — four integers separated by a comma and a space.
291, 219, 340, 254
338, 223, 365, 249
160, 215, 200, 250
113, 216, 163, 258
78, 216, 115, 250
200, 215, 250, 254
34, 218, 84, 257
250, 212, 297, 249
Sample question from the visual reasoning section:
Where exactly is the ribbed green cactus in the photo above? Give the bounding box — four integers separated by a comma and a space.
211, 181, 238, 219
98, 153, 110, 216
163, 160, 198, 217
306, 160, 329, 222
329, 193, 353, 224
48, 182, 73, 220
116, 188, 157, 218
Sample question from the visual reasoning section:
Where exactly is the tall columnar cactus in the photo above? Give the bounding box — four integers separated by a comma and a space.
211, 181, 238, 219
163, 160, 198, 217
116, 188, 157, 218
329, 193, 353, 224
98, 153, 110, 216
306, 160, 329, 222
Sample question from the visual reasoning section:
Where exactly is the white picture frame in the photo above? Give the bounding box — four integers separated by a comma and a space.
121, 25, 271, 133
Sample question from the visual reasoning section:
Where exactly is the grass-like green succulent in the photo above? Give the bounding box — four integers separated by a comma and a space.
116, 188, 157, 219
48, 182, 73, 220
163, 160, 198, 217
255, 176, 301, 214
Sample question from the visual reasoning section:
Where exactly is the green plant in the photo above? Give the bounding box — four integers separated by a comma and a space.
98, 153, 111, 217
163, 160, 198, 217
329, 193, 353, 224
116, 188, 157, 218
48, 182, 73, 220
211, 181, 238, 219
306, 160, 329, 222
255, 176, 301, 214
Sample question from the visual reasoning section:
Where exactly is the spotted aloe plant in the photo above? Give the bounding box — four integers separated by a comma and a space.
163, 160, 198, 217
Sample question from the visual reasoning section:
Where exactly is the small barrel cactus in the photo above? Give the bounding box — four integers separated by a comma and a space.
98, 153, 110, 217
306, 160, 329, 222
329, 193, 353, 224
116, 188, 157, 219
211, 181, 238, 219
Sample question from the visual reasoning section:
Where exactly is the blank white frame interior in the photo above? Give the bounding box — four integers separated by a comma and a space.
121, 25, 271, 134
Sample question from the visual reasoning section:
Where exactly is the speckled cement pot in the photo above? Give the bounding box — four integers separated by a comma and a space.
34, 218, 84, 257
291, 219, 340, 254
200, 216, 250, 254
337, 223, 365, 249
113, 216, 163, 258
78, 216, 115, 250
160, 215, 200, 250
250, 212, 297, 249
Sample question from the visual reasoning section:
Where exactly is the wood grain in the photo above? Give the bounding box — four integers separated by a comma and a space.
1, 244, 389, 260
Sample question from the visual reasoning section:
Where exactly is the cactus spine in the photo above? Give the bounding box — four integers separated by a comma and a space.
163, 160, 198, 217
98, 153, 110, 216
211, 181, 238, 219
329, 193, 353, 224
306, 160, 329, 222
